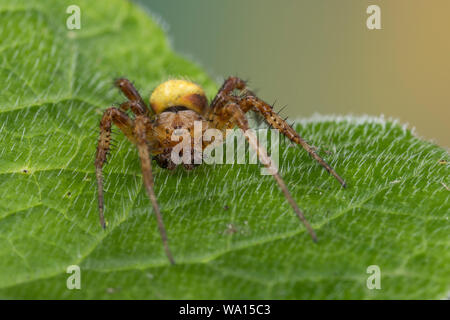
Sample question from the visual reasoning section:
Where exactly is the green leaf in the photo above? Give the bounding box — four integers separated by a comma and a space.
0, 0, 448, 299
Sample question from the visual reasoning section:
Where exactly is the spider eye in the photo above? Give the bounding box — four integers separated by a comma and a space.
150, 80, 207, 114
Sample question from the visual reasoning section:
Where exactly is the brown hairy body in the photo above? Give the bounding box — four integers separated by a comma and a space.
95, 77, 346, 264
151, 108, 210, 170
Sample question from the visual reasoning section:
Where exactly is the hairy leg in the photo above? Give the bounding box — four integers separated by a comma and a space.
134, 116, 175, 265
115, 78, 150, 116
214, 102, 317, 241
211, 77, 346, 188
240, 95, 346, 187
210, 76, 249, 110
95, 107, 135, 228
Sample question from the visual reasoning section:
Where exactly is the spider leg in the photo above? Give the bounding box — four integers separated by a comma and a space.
95, 107, 135, 228
211, 77, 346, 188
134, 115, 175, 265
215, 102, 317, 242
210, 76, 247, 109
239, 95, 346, 188
115, 78, 150, 116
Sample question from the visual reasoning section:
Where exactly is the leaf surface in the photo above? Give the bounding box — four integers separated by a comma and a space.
0, 0, 448, 299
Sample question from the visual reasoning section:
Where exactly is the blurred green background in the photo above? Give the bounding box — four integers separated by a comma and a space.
135, 0, 449, 147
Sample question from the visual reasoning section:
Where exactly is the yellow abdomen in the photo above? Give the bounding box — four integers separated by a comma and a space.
150, 80, 208, 114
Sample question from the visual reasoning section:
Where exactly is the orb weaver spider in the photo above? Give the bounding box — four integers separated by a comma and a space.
95, 77, 346, 264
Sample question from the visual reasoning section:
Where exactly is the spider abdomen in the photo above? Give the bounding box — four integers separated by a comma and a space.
150, 80, 208, 114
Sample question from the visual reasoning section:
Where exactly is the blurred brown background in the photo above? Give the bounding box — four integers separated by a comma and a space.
136, 0, 449, 147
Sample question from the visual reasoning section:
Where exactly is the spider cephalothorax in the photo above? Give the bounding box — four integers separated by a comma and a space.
95, 77, 346, 264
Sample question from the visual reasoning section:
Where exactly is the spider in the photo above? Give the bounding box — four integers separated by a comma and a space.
95, 77, 346, 264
